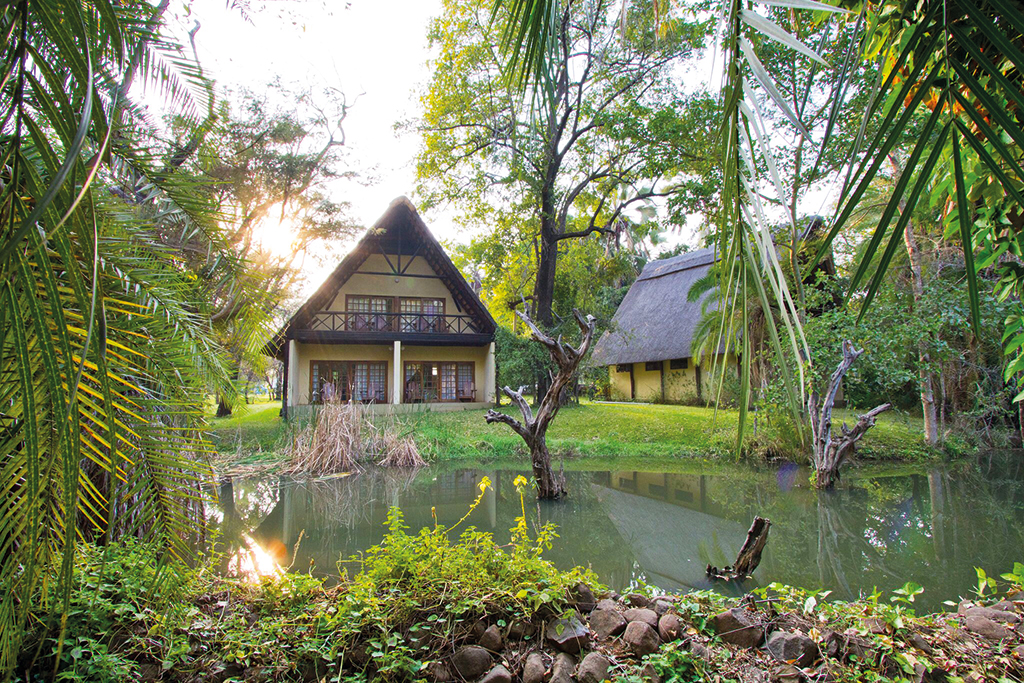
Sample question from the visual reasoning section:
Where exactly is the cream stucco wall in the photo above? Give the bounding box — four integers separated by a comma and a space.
289, 341, 494, 406
605, 354, 733, 402
323, 254, 464, 315
609, 365, 632, 400
633, 363, 663, 402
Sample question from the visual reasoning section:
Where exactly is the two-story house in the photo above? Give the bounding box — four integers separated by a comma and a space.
268, 197, 498, 417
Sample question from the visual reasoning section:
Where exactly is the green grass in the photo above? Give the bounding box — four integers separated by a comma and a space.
207, 399, 940, 468
207, 401, 289, 465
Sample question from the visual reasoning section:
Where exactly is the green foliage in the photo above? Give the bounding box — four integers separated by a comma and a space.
0, 0, 242, 673
19, 486, 600, 682
495, 325, 552, 391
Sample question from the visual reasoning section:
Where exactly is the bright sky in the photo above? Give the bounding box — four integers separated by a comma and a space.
165, 0, 452, 295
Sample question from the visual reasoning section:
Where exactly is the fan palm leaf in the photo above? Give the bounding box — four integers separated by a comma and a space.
0, 0, 236, 673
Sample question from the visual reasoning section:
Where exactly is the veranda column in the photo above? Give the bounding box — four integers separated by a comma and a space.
484, 341, 496, 405
392, 341, 402, 404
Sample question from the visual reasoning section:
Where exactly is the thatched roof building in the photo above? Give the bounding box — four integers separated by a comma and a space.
591, 248, 719, 402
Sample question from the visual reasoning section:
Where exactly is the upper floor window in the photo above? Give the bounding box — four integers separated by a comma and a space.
347, 296, 392, 331
399, 297, 445, 332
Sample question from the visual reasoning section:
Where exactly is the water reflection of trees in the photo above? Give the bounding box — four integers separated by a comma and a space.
210, 457, 1024, 610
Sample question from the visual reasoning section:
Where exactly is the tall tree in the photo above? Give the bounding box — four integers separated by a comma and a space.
416, 0, 710, 328
493, 0, 1024, 464
164, 87, 361, 415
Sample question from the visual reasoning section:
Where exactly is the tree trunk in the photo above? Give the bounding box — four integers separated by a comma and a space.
890, 155, 939, 445
533, 230, 558, 328
216, 394, 232, 418
706, 516, 771, 581
809, 341, 891, 489
486, 309, 596, 499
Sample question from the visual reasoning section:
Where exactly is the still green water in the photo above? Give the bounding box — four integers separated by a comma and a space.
213, 453, 1024, 611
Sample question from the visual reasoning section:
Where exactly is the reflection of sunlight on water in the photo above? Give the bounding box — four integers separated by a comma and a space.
227, 533, 284, 580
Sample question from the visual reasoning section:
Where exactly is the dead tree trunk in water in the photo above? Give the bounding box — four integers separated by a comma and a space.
809, 341, 891, 489
486, 309, 596, 500
707, 516, 771, 581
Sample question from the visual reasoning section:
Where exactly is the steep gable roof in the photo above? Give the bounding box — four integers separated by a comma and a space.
591, 248, 716, 366
267, 197, 497, 357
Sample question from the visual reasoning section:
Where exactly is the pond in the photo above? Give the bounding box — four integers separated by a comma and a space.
211, 453, 1024, 612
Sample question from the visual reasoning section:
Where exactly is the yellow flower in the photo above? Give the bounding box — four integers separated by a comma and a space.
513, 475, 529, 489
478, 476, 492, 493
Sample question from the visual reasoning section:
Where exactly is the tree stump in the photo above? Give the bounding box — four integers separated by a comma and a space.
707, 516, 771, 581
809, 341, 891, 489
485, 309, 596, 499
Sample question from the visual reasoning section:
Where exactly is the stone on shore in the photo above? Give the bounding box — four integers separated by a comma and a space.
625, 593, 651, 608
624, 607, 659, 628
658, 613, 682, 641
551, 652, 576, 683
479, 664, 512, 683
766, 630, 818, 667
572, 583, 598, 613
712, 608, 764, 648
578, 652, 610, 683
450, 646, 491, 679
589, 608, 627, 639
522, 652, 546, 683
624, 621, 661, 656
961, 606, 1021, 624
479, 624, 503, 652
547, 616, 591, 654
964, 615, 1013, 640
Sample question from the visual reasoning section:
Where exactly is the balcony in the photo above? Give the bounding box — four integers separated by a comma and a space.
294, 310, 493, 346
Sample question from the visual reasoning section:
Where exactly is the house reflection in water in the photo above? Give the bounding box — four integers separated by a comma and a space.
593, 471, 750, 591
231, 468, 759, 592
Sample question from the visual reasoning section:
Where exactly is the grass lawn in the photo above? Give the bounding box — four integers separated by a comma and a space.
207, 399, 938, 468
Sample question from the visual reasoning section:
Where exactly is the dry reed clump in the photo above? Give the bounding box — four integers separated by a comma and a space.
286, 400, 425, 475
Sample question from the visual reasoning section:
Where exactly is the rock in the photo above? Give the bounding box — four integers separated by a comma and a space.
522, 652, 546, 683
479, 664, 512, 683
471, 619, 488, 640
688, 641, 712, 662
578, 652, 610, 683
547, 616, 591, 654
426, 661, 454, 682
450, 646, 491, 680
907, 632, 933, 655
993, 600, 1019, 613
961, 606, 1021, 624
479, 624, 503, 652
658, 613, 682, 641
590, 608, 627, 639
609, 591, 621, 601
508, 620, 534, 640
624, 621, 661, 657
640, 662, 662, 683
652, 599, 672, 616
1013, 644, 1024, 658
964, 615, 1013, 640
572, 583, 598, 613
766, 631, 818, 667
624, 608, 659, 628
712, 608, 764, 648
625, 593, 651, 608
828, 630, 875, 664
551, 652, 576, 683
596, 598, 618, 612
861, 617, 889, 635
773, 664, 802, 682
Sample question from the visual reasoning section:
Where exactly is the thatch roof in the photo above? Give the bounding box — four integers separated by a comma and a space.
591, 248, 716, 366
266, 197, 497, 358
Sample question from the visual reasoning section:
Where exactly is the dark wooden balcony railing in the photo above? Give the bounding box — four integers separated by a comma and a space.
309, 311, 484, 335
